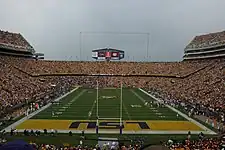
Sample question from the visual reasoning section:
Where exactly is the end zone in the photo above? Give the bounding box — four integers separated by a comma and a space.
13, 119, 215, 134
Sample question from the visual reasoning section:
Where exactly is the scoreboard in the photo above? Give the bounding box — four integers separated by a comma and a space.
92, 48, 124, 61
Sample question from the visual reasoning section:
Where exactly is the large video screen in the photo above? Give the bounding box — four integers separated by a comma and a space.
92, 49, 124, 60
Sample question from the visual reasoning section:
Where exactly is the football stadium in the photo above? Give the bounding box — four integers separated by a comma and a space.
1, 1, 225, 150
0, 31, 224, 149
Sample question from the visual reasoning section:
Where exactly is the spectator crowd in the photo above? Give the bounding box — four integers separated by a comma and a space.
185, 30, 225, 50
0, 55, 224, 127
166, 134, 225, 150
1, 140, 141, 150
0, 30, 33, 51
0, 133, 225, 150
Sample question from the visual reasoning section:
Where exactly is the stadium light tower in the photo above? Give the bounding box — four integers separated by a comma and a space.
79, 32, 82, 61
147, 33, 150, 61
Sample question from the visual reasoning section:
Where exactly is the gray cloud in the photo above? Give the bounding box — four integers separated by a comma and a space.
1, 0, 225, 61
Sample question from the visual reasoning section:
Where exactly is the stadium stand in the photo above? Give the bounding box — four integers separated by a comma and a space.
3, 56, 209, 76
0, 30, 34, 52
165, 136, 225, 150
0, 29, 225, 149
0, 136, 225, 149
184, 30, 225, 60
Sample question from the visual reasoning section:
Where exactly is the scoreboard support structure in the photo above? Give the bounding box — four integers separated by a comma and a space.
79, 31, 150, 61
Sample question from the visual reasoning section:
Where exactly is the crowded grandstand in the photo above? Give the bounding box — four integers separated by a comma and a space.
183, 30, 225, 60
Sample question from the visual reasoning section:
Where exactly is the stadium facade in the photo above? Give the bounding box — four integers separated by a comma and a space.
0, 30, 44, 59
183, 30, 225, 60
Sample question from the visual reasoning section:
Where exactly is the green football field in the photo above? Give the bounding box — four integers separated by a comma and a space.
13, 87, 212, 134
2, 87, 216, 147
31, 88, 184, 121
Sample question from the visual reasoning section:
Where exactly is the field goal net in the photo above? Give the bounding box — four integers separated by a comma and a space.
95, 80, 123, 134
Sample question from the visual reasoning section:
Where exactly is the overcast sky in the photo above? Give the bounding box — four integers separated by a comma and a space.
1, 0, 225, 61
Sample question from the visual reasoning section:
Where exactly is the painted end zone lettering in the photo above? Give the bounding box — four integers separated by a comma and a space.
127, 122, 150, 129
69, 121, 96, 129
99, 122, 124, 129
69, 121, 150, 129
15, 120, 203, 131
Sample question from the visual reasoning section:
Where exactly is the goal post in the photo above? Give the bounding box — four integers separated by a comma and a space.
96, 80, 99, 119
96, 118, 123, 134
120, 81, 123, 134
95, 79, 123, 134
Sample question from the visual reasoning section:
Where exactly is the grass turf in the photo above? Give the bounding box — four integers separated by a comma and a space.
31, 88, 185, 121
2, 87, 216, 147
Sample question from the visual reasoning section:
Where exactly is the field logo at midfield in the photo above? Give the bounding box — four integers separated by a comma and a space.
100, 96, 117, 100
69, 121, 150, 129
131, 105, 142, 108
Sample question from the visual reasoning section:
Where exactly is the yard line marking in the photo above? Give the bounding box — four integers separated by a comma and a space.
55, 89, 87, 117
130, 89, 162, 116
63, 89, 86, 105
122, 101, 131, 120
130, 89, 147, 104
88, 98, 96, 119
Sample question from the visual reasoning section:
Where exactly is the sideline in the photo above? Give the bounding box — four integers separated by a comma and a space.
12, 129, 215, 134
138, 88, 217, 135
1, 87, 80, 132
